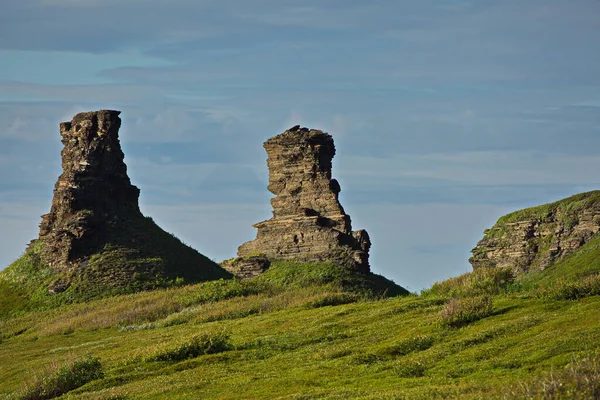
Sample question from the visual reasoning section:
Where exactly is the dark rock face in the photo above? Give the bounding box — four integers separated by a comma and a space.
470, 191, 600, 274
38, 110, 140, 271
237, 126, 371, 273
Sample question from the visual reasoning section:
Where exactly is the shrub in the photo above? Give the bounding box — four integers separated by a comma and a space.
19, 355, 103, 400
423, 267, 514, 298
394, 360, 427, 378
440, 296, 493, 328
144, 332, 232, 362
506, 353, 600, 399
536, 275, 600, 300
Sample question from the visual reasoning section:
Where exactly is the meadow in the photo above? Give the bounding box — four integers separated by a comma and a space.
1, 254, 599, 399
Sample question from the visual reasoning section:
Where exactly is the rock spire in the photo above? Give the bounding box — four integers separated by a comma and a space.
33, 110, 229, 295
38, 110, 139, 270
235, 126, 371, 273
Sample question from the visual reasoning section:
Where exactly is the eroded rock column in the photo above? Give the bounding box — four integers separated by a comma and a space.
38, 110, 141, 271
236, 126, 371, 273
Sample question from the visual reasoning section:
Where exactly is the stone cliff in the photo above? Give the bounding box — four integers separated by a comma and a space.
30, 110, 230, 296
470, 191, 600, 274
230, 126, 370, 275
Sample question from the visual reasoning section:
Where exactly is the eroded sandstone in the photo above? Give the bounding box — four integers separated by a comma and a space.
231, 126, 371, 275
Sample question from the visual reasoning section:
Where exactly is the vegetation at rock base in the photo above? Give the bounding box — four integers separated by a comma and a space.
0, 251, 599, 399
0, 213, 231, 316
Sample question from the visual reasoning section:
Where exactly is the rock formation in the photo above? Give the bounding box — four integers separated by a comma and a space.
470, 191, 600, 274
32, 110, 229, 295
230, 126, 371, 274
38, 110, 140, 270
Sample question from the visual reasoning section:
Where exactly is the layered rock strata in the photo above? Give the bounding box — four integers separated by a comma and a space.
33, 110, 229, 294
470, 191, 600, 274
234, 126, 371, 273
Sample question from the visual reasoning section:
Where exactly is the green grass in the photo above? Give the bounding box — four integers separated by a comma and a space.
0, 212, 231, 315
496, 190, 600, 225
142, 332, 232, 362
254, 260, 409, 298
16, 355, 103, 400
1, 258, 600, 399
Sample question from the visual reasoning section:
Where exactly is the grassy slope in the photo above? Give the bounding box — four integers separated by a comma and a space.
0, 213, 231, 314
496, 190, 600, 225
1, 260, 599, 399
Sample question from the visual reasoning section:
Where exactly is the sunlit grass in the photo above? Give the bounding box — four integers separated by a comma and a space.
0, 257, 599, 398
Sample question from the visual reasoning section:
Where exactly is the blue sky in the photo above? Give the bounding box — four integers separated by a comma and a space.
1, 0, 599, 291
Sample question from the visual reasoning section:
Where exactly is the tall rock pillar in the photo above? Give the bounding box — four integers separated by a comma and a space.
38, 110, 140, 271
237, 126, 371, 273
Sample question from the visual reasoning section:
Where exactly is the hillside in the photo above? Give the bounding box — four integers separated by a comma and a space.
1, 256, 599, 399
0, 212, 231, 315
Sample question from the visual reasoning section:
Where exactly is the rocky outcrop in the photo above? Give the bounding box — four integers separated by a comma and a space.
221, 255, 271, 280
30, 110, 229, 295
470, 191, 600, 274
38, 110, 140, 271
236, 126, 371, 273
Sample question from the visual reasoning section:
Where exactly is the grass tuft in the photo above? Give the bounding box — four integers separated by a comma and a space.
394, 360, 427, 378
423, 267, 515, 298
143, 332, 232, 362
18, 356, 103, 400
536, 274, 600, 300
440, 296, 494, 328
506, 353, 600, 399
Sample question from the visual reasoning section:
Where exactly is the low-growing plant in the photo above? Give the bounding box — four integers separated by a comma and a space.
394, 360, 427, 378
506, 353, 600, 399
440, 296, 493, 328
144, 332, 232, 362
536, 274, 600, 300
18, 355, 103, 400
423, 267, 514, 298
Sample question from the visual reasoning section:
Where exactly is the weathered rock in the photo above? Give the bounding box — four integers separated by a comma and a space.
38, 110, 140, 271
31, 110, 229, 295
221, 255, 271, 280
237, 126, 371, 272
470, 191, 600, 274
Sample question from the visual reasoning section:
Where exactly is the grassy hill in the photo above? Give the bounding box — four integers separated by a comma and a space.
1, 256, 599, 399
0, 212, 231, 315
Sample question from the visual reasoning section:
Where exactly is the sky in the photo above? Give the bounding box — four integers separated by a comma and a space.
1, 0, 599, 292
